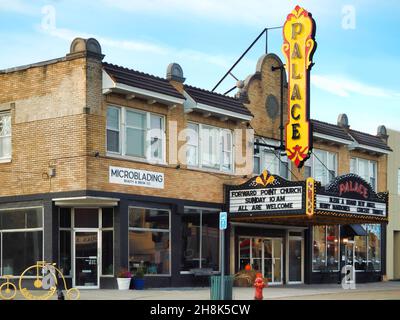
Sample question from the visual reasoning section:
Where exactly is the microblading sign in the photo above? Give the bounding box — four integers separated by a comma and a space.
109, 166, 164, 189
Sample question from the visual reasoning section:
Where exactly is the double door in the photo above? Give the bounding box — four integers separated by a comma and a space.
239, 237, 282, 285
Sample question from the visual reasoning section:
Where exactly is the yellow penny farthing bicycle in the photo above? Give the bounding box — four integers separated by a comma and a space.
18, 261, 80, 300
0, 275, 17, 300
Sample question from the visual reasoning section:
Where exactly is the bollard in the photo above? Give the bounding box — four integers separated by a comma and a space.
254, 273, 266, 300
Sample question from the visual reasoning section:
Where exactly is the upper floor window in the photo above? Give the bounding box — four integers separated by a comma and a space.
398, 169, 400, 194
350, 158, 377, 191
304, 149, 337, 185
0, 112, 11, 161
106, 106, 165, 163
186, 123, 233, 173
253, 142, 290, 180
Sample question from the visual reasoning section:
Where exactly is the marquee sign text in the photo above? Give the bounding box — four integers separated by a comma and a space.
229, 186, 303, 214
316, 195, 386, 217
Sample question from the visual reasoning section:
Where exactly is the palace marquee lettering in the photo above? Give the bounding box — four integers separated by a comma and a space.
282, 6, 316, 168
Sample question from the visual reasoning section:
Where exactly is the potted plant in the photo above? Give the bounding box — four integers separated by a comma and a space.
133, 266, 145, 290
116, 268, 132, 290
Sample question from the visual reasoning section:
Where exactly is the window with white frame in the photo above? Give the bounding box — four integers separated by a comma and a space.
59, 208, 114, 277
106, 106, 165, 162
186, 123, 233, 173
350, 158, 377, 191
0, 207, 43, 276
305, 149, 337, 185
253, 140, 290, 179
398, 169, 400, 194
0, 112, 11, 160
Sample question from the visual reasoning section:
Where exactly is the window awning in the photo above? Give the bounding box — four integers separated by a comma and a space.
349, 224, 367, 236
52, 196, 119, 207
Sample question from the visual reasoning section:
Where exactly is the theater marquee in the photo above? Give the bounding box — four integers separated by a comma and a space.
282, 6, 317, 168
315, 174, 388, 220
226, 171, 306, 217
226, 172, 388, 224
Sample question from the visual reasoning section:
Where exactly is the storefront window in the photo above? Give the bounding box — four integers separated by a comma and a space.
326, 226, 339, 270
355, 224, 381, 271
355, 234, 367, 271
101, 208, 114, 276
0, 207, 43, 276
312, 225, 339, 271
181, 208, 219, 271
238, 238, 251, 270
59, 208, 71, 276
312, 226, 326, 271
129, 207, 170, 275
59, 230, 72, 276
367, 224, 381, 271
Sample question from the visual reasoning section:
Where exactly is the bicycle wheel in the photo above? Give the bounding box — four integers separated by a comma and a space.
66, 287, 80, 300
0, 282, 17, 300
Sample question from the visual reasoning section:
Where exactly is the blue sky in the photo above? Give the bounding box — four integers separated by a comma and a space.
1, 0, 399, 134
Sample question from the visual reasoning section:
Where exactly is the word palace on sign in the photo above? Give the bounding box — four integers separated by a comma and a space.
282, 6, 317, 168
315, 174, 388, 221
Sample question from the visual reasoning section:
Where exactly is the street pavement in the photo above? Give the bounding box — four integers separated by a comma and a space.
5, 281, 400, 300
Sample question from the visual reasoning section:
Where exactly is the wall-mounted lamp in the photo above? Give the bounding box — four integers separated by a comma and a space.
342, 238, 349, 244
47, 167, 56, 178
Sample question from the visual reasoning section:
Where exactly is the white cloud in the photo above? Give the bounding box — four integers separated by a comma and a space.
0, 0, 38, 15
40, 25, 231, 68
99, 0, 331, 27
311, 74, 400, 99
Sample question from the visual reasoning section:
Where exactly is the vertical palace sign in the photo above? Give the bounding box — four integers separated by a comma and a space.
282, 6, 317, 168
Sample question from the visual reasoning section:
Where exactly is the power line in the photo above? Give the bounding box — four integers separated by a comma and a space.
310, 150, 334, 181
257, 137, 301, 181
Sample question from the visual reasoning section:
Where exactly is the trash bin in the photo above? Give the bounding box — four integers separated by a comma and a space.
210, 275, 233, 300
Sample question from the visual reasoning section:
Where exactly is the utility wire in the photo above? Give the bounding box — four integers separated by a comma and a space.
257, 137, 301, 181
310, 150, 334, 181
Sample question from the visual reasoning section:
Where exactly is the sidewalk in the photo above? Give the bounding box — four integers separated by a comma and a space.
37, 281, 400, 300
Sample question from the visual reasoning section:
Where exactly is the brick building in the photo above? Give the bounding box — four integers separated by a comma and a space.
0, 38, 391, 288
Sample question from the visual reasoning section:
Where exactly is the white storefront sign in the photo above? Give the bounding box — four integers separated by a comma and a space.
316, 195, 386, 217
109, 166, 164, 189
229, 186, 303, 213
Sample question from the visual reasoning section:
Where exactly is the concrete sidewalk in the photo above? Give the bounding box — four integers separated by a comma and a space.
6, 281, 400, 300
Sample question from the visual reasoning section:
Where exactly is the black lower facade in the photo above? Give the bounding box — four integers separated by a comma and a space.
0, 190, 385, 289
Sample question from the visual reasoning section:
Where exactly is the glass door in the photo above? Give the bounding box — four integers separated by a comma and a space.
272, 239, 282, 284
238, 237, 282, 285
263, 239, 273, 283
263, 238, 282, 285
251, 238, 263, 274
344, 241, 355, 284
73, 231, 99, 288
288, 237, 303, 283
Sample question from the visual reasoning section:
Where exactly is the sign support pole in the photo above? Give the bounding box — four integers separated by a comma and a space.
220, 228, 225, 300
219, 212, 227, 300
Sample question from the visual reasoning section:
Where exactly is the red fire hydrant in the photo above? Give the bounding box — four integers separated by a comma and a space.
254, 273, 266, 300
